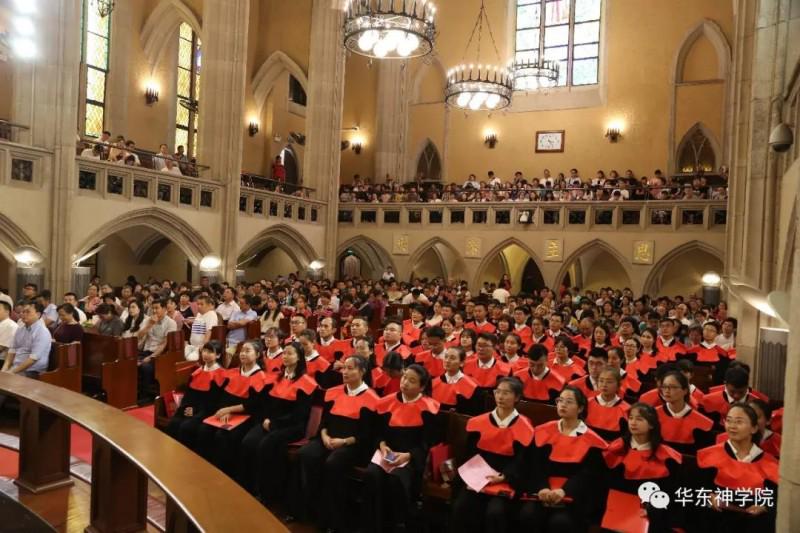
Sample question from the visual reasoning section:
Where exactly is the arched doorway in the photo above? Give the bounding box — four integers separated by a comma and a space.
90, 228, 193, 285
416, 140, 442, 181
556, 241, 632, 292
474, 240, 545, 293
339, 252, 361, 279
408, 238, 468, 282
676, 123, 719, 174
521, 259, 546, 293
336, 237, 395, 280
237, 225, 318, 281
643, 242, 724, 297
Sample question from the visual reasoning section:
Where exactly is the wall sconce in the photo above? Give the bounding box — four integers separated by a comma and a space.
484, 131, 498, 149
248, 120, 259, 137
145, 83, 159, 105
605, 120, 624, 143
352, 137, 364, 155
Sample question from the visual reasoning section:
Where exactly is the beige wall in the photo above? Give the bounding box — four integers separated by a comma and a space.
340, 55, 378, 183
656, 250, 723, 298
96, 233, 188, 284
341, 0, 734, 183
241, 247, 298, 281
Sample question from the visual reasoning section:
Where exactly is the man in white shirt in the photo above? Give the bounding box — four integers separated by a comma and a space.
186, 295, 219, 361
463, 174, 480, 189
381, 266, 396, 282
161, 158, 183, 175
0, 301, 18, 363
715, 318, 736, 350
153, 144, 173, 171
216, 288, 240, 321
491, 286, 510, 304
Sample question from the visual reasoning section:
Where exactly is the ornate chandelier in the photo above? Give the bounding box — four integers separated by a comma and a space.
445, 0, 512, 111
513, 58, 560, 90
90, 0, 115, 18
343, 0, 436, 59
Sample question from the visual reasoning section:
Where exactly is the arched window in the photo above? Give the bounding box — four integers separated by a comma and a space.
175, 23, 201, 157
515, 0, 601, 88
677, 126, 717, 174
416, 141, 442, 181
79, 0, 111, 137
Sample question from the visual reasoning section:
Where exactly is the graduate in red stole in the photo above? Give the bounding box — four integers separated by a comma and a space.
414, 326, 448, 378
451, 377, 535, 533
548, 336, 587, 382
701, 366, 756, 429
518, 386, 608, 532
514, 344, 565, 404
682, 321, 734, 385
371, 350, 404, 397
655, 370, 715, 455
361, 364, 440, 533
568, 348, 608, 400
606, 347, 642, 404
463, 333, 511, 392
238, 342, 317, 501
585, 367, 630, 442
431, 346, 480, 415
288, 355, 379, 530
498, 332, 528, 372
602, 403, 683, 533
166, 341, 228, 449
697, 403, 779, 533
261, 327, 286, 374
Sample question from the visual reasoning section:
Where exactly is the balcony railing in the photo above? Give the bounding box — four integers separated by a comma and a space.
239, 185, 325, 225
337, 200, 728, 231
76, 157, 222, 210
0, 139, 53, 189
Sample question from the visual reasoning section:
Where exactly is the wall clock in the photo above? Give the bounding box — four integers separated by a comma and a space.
535, 130, 565, 153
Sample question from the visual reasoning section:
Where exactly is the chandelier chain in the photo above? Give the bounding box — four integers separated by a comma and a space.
461, 0, 503, 65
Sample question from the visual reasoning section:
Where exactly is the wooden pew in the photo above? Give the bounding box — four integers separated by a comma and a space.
154, 330, 187, 398
40, 342, 82, 393
517, 400, 559, 426
154, 361, 198, 430
81, 332, 139, 409
691, 366, 714, 393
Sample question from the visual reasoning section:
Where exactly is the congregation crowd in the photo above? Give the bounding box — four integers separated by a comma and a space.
0, 271, 780, 533
77, 131, 200, 176
340, 168, 729, 204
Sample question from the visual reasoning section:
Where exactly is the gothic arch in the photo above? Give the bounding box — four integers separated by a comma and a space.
671, 19, 730, 84
554, 240, 632, 290
238, 224, 318, 271
407, 237, 467, 281
141, 0, 203, 74
414, 138, 443, 181
0, 213, 40, 263
675, 122, 722, 174
252, 51, 310, 117
336, 237, 395, 280
642, 241, 724, 296
410, 56, 447, 105
74, 208, 212, 265
473, 238, 544, 290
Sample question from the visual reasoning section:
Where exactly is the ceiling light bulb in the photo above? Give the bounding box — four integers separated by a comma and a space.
404, 33, 420, 50
11, 37, 36, 59
373, 39, 390, 58
13, 16, 35, 36
456, 92, 472, 107
358, 30, 378, 51
486, 94, 501, 109
469, 92, 487, 110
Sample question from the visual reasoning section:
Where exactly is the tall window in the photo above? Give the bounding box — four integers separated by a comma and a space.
80, 1, 111, 137
176, 23, 201, 157
515, 0, 601, 88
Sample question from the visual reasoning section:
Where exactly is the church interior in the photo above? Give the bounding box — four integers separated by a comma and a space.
0, 0, 798, 531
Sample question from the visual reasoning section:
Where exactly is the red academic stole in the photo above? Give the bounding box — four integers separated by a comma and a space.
571, 334, 593, 356
514, 368, 565, 402
269, 374, 317, 401
316, 340, 340, 363
189, 367, 227, 391
223, 368, 272, 398
688, 343, 732, 364
463, 358, 511, 388
431, 375, 478, 407
466, 413, 535, 456
697, 443, 779, 490
568, 375, 599, 399
465, 321, 497, 335
534, 420, 607, 488
603, 438, 682, 479
325, 385, 380, 419
548, 359, 586, 382
262, 351, 284, 374
656, 405, 714, 444
585, 397, 630, 433
402, 320, 424, 346
415, 350, 446, 378
306, 355, 331, 376
372, 367, 401, 395
656, 338, 685, 362
376, 393, 440, 427
375, 342, 413, 366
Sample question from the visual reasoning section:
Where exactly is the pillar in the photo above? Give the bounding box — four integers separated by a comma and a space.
303, 0, 347, 276
12, 0, 82, 296
104, 1, 134, 135
374, 60, 409, 182
197, 0, 250, 282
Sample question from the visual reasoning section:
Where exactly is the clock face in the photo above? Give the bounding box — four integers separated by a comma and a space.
535, 131, 565, 153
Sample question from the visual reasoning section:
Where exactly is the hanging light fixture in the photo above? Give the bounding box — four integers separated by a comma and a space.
90, 0, 115, 18
445, 0, 512, 111
343, 0, 436, 60
512, 57, 559, 91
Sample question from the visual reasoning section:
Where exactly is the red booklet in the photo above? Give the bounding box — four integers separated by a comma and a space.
202, 414, 250, 430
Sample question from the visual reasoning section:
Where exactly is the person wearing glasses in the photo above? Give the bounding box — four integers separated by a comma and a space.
285, 315, 307, 345
518, 386, 607, 532
261, 327, 286, 374
374, 320, 412, 366
696, 402, 778, 532
547, 336, 586, 382
655, 370, 715, 455
451, 377, 534, 533
463, 333, 511, 393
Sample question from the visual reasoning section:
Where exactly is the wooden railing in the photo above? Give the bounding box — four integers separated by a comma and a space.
75, 157, 223, 211
337, 200, 728, 231
239, 185, 326, 225
0, 373, 287, 533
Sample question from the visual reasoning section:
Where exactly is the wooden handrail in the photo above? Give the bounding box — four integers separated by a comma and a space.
0, 373, 287, 533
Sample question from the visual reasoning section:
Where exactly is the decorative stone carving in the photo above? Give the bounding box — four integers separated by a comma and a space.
465, 237, 482, 258
544, 239, 563, 262
633, 240, 655, 265
393, 234, 410, 255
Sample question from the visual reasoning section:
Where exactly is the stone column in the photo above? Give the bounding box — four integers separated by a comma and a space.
304, 0, 347, 276
12, 0, 82, 295
104, 1, 134, 135
374, 60, 409, 182
197, 0, 250, 282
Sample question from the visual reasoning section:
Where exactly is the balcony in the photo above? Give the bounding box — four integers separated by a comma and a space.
337, 200, 728, 231
238, 185, 325, 226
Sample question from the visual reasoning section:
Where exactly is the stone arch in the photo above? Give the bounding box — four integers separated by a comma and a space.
675, 122, 722, 174
413, 138, 443, 181
141, 0, 203, 74
554, 240, 633, 291
252, 51, 310, 118
0, 213, 40, 263
642, 241, 724, 297
238, 224, 318, 271
134, 235, 172, 265
410, 56, 447, 105
407, 237, 468, 281
74, 208, 212, 266
671, 19, 730, 84
473, 238, 544, 291
336, 237, 395, 280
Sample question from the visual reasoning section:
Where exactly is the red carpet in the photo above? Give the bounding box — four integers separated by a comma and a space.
0, 447, 18, 478
70, 405, 155, 464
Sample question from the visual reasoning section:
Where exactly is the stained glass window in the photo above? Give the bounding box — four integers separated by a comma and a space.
80, 1, 111, 137
515, 0, 601, 89
176, 23, 201, 157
